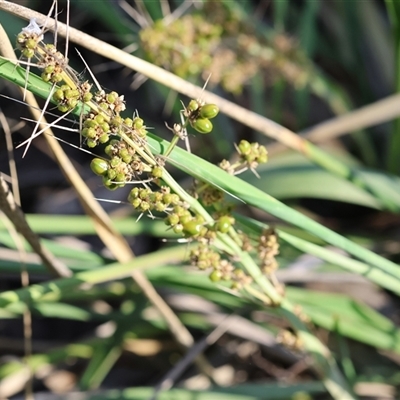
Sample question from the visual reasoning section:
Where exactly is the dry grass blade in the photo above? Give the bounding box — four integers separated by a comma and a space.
268, 92, 400, 155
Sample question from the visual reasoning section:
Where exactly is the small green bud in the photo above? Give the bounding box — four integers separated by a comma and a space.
67, 98, 78, 109
155, 202, 167, 212
151, 166, 163, 178
238, 140, 251, 155
187, 100, 200, 112
94, 115, 105, 124
115, 173, 126, 183
110, 157, 121, 167
133, 117, 144, 129
82, 92, 93, 103
25, 39, 38, 49
107, 169, 117, 180
87, 139, 97, 148
99, 133, 110, 144
124, 118, 133, 127
167, 213, 180, 226
57, 104, 69, 113
106, 92, 117, 103
53, 89, 64, 102
86, 128, 97, 139
173, 224, 183, 234
90, 158, 109, 176
22, 48, 35, 58
131, 198, 142, 208
44, 65, 55, 74
209, 270, 222, 282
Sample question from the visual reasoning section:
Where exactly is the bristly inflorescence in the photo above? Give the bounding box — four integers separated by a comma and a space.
16, 18, 279, 297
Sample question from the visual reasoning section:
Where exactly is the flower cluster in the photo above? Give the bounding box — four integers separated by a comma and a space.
15, 19, 278, 295
219, 140, 268, 175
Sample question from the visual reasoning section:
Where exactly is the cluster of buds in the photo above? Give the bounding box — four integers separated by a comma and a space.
140, 14, 222, 79
184, 100, 219, 134
190, 244, 252, 290
128, 186, 180, 215
191, 179, 224, 206
258, 228, 279, 275
220, 140, 268, 175
15, 20, 278, 295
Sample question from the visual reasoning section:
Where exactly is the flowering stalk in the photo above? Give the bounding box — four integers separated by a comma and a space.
9, 18, 356, 400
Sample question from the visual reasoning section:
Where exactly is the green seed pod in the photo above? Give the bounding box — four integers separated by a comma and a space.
192, 118, 212, 134
257, 146, 268, 164
64, 89, 77, 99
238, 140, 251, 155
111, 116, 123, 126
128, 187, 139, 201
173, 205, 186, 217
200, 104, 219, 119
216, 216, 234, 233
90, 158, 109, 176
121, 154, 132, 164
209, 270, 222, 282
25, 39, 38, 49
139, 188, 151, 200
183, 221, 203, 236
